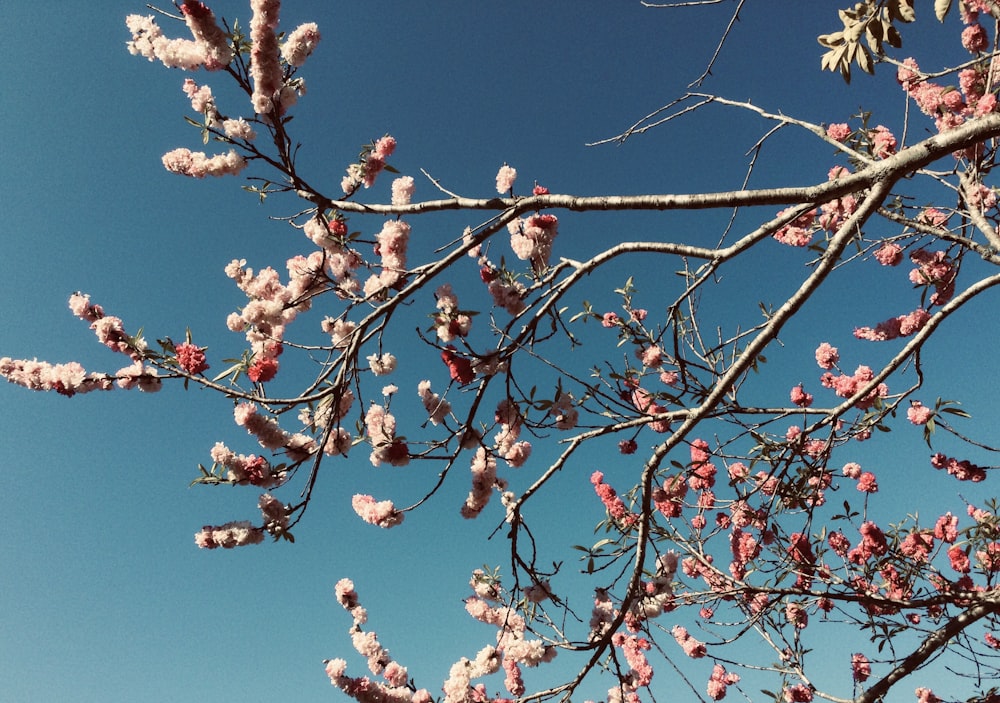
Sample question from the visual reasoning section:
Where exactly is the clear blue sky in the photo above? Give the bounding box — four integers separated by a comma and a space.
2, 2, 997, 702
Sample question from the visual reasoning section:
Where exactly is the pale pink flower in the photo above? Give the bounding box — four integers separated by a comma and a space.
223, 118, 257, 141
162, 148, 246, 178
249, 0, 283, 115
417, 380, 451, 425
640, 345, 663, 368
194, 521, 264, 548
351, 494, 404, 528
180, 0, 234, 69
391, 176, 415, 205
496, 164, 517, 193
462, 448, 497, 519
281, 22, 321, 66
125, 14, 207, 70
367, 352, 397, 376
842, 462, 862, 479
707, 663, 740, 700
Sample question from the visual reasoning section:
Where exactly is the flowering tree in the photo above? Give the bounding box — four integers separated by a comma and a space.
8, 1, 1000, 702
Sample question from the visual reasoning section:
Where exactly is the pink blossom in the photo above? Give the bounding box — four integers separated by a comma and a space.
915, 688, 941, 703
827, 123, 851, 141
790, 384, 813, 407
828, 531, 851, 557
930, 453, 987, 482
977, 542, 1000, 572
773, 208, 817, 246
934, 513, 959, 542
618, 439, 638, 455
962, 22, 989, 53
854, 308, 931, 341
508, 213, 559, 271
670, 625, 706, 658
601, 312, 620, 328
125, 14, 208, 70
591, 471, 636, 526
874, 242, 903, 266
115, 361, 162, 392
640, 345, 663, 368
851, 653, 871, 682
496, 164, 517, 193
899, 531, 934, 562
706, 663, 740, 700
351, 494, 404, 528
869, 125, 897, 158
949, 545, 972, 573
814, 342, 839, 369
783, 684, 813, 703
249, 0, 283, 115
417, 380, 451, 425
222, 118, 256, 141
907, 401, 933, 425
785, 602, 808, 628
856, 471, 878, 493
842, 462, 862, 478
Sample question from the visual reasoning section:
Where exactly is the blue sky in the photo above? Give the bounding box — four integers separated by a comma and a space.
2, 2, 999, 702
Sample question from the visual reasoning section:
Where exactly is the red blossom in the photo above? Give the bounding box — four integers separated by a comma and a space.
441, 345, 475, 385
247, 356, 279, 382
175, 342, 209, 375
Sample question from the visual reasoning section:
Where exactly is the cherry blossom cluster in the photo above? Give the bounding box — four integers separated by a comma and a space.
326, 579, 431, 703
342, 136, 397, 196
813, 343, 888, 410
234, 402, 315, 462
492, 398, 532, 467
364, 403, 409, 467
416, 380, 451, 426
125, 2, 233, 71
706, 663, 740, 700
461, 448, 499, 519
0, 358, 111, 397
591, 471, 637, 527
432, 284, 473, 342
194, 520, 264, 549
224, 256, 322, 383
351, 495, 405, 528
364, 218, 411, 298
772, 165, 862, 246
209, 441, 285, 487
